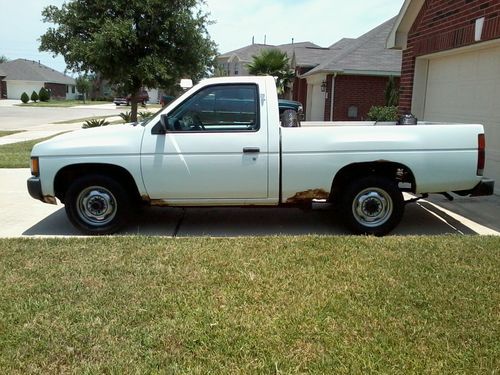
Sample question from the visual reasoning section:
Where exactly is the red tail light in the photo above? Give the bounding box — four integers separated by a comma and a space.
477, 134, 485, 176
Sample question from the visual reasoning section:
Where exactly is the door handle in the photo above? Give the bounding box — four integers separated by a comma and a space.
243, 147, 260, 153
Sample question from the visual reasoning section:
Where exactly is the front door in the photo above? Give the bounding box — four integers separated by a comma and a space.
140, 83, 269, 202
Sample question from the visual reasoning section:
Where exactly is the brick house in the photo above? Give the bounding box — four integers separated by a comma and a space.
387, 0, 500, 192
0, 59, 76, 100
216, 19, 401, 121
216, 42, 320, 77
299, 18, 402, 121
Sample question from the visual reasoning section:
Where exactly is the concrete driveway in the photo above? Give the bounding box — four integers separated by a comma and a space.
1, 169, 497, 238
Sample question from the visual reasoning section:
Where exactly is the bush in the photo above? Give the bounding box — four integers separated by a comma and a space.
39, 87, 50, 102
20, 92, 29, 104
82, 118, 110, 129
31, 91, 39, 103
119, 111, 132, 123
139, 111, 154, 121
367, 106, 399, 122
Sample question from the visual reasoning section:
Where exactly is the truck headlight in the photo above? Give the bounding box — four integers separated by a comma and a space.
30, 157, 40, 177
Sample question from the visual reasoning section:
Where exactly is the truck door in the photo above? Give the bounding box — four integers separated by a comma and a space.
140, 83, 269, 201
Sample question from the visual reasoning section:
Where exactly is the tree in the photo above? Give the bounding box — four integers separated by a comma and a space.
75, 75, 92, 103
40, 0, 217, 121
0, 55, 8, 63
39, 87, 50, 102
31, 90, 39, 103
247, 49, 295, 97
20, 92, 29, 104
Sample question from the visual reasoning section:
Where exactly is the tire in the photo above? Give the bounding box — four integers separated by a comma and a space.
340, 176, 404, 236
64, 174, 131, 235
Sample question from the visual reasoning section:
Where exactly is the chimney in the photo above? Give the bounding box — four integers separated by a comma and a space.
292, 38, 294, 45
264, 35, 266, 45
252, 36, 254, 45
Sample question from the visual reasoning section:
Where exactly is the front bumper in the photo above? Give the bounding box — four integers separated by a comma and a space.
27, 177, 43, 201
455, 178, 495, 197
27, 177, 57, 204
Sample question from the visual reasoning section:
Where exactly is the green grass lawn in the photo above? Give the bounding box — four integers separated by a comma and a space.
0, 130, 23, 138
18, 100, 111, 108
0, 236, 498, 373
0, 136, 55, 168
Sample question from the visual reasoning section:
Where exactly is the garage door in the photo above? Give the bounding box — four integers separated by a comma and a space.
6, 81, 44, 100
424, 45, 500, 191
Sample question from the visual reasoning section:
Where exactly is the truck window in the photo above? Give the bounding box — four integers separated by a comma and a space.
166, 84, 260, 132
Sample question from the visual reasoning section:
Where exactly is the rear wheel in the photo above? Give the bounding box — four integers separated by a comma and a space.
340, 176, 404, 236
64, 175, 131, 235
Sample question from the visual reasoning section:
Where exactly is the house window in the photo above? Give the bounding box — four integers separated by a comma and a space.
72, 85, 76, 94
348, 105, 358, 119
163, 84, 259, 132
234, 63, 239, 75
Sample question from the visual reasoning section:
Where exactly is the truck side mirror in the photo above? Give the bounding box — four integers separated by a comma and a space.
151, 114, 169, 135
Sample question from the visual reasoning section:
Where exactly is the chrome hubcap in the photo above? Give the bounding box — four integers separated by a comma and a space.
77, 186, 117, 226
352, 188, 393, 227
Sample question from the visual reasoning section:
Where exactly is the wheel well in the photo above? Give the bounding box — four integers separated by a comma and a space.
330, 162, 416, 201
54, 164, 142, 204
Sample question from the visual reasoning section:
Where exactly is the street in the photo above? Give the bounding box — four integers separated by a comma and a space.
0, 100, 129, 130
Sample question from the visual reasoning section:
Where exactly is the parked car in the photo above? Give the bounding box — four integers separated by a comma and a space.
28, 76, 494, 236
113, 90, 149, 106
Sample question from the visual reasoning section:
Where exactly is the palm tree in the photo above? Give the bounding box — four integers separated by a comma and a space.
247, 49, 294, 97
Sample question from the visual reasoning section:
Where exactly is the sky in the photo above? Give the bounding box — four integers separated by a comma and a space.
0, 0, 404, 75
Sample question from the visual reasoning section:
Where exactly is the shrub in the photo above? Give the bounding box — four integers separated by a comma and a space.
39, 87, 50, 102
20, 92, 29, 103
82, 118, 110, 129
31, 90, 39, 103
367, 106, 399, 122
139, 111, 154, 121
119, 111, 132, 123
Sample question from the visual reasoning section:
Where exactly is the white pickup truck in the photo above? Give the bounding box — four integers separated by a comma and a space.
28, 76, 494, 236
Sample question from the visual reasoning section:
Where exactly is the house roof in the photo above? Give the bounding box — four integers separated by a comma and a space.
386, 0, 425, 49
0, 59, 75, 84
218, 41, 321, 63
302, 17, 402, 77
0, 67, 6, 78
329, 38, 356, 49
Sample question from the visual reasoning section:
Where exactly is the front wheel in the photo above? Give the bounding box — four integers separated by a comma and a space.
64, 175, 131, 235
340, 176, 404, 236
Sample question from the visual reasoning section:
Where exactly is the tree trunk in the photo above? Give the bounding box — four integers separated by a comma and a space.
130, 90, 139, 122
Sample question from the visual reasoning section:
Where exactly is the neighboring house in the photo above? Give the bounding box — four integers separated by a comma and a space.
387, 0, 500, 192
298, 18, 402, 121
216, 19, 402, 122
216, 41, 320, 77
0, 59, 77, 100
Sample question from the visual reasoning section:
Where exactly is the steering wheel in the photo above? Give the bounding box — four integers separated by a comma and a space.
185, 112, 205, 131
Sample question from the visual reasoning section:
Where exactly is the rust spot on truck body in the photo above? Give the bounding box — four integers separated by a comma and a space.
285, 189, 330, 204
150, 199, 170, 207
43, 195, 57, 205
